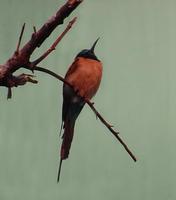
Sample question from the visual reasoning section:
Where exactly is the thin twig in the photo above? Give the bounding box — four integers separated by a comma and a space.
85, 100, 117, 132
32, 17, 77, 66
16, 23, 26, 53
33, 66, 72, 87
33, 26, 37, 34
7, 87, 12, 99
33, 65, 137, 162
85, 100, 137, 162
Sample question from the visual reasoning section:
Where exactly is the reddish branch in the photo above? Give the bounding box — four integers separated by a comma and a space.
0, 0, 82, 86
0, 0, 137, 162
32, 17, 77, 66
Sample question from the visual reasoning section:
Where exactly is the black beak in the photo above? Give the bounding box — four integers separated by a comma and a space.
90, 37, 100, 53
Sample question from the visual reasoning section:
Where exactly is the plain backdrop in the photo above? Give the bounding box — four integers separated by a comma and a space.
0, 0, 175, 199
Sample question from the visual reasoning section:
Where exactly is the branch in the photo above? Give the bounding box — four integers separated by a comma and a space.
33, 65, 137, 162
32, 17, 77, 66
19, 0, 82, 61
0, 0, 137, 162
15, 23, 26, 54
33, 26, 37, 34
0, 72, 37, 99
0, 0, 83, 82
33, 66, 72, 87
85, 100, 137, 162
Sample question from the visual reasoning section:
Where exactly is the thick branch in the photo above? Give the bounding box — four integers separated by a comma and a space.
19, 0, 82, 60
33, 66, 137, 162
0, 0, 82, 80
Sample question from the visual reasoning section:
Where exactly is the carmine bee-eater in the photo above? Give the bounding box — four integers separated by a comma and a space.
57, 38, 102, 182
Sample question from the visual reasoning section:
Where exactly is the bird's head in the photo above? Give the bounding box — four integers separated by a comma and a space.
76, 38, 100, 61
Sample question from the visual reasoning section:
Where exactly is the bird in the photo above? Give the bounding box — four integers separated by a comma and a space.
57, 38, 103, 182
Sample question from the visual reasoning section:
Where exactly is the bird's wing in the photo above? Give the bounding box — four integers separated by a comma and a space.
62, 84, 75, 122
62, 58, 80, 122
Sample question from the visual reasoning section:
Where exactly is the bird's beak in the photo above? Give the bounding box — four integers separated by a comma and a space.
90, 37, 100, 53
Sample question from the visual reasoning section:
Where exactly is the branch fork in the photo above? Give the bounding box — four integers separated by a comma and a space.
0, 0, 137, 162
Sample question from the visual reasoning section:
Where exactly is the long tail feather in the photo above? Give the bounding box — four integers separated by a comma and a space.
57, 119, 75, 182
61, 119, 75, 159
57, 158, 63, 183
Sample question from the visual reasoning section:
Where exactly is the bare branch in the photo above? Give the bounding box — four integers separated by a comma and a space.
16, 23, 26, 54
32, 17, 77, 66
1, 72, 38, 98
33, 65, 137, 162
19, 0, 82, 61
85, 100, 137, 162
0, 0, 83, 81
33, 66, 72, 87
7, 87, 12, 99
86, 100, 117, 132
33, 26, 37, 34
15, 74, 38, 85
0, 72, 37, 86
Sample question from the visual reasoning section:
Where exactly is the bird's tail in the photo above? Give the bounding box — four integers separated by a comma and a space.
57, 119, 75, 183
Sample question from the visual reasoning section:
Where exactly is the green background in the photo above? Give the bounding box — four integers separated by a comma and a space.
0, 0, 175, 199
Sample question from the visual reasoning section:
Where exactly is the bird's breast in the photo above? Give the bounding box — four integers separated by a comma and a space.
65, 57, 103, 99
